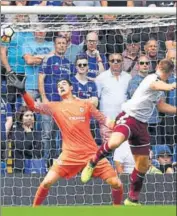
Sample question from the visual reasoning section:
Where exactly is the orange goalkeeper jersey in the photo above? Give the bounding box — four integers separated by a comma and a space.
23, 93, 107, 165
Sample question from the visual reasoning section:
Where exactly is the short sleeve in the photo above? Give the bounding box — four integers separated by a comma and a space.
6, 103, 12, 117
143, 74, 159, 89
101, 54, 109, 70
90, 82, 98, 97
95, 75, 103, 98
22, 42, 33, 57
39, 56, 50, 74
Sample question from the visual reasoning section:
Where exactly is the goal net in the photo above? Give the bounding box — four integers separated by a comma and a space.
1, 5, 176, 206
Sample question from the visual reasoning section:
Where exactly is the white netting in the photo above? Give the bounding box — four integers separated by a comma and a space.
1, 6, 176, 206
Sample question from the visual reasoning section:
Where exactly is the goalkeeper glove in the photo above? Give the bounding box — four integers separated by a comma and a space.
7, 73, 26, 94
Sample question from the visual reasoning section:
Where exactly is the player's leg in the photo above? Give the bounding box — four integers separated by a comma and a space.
81, 131, 126, 183
124, 154, 150, 206
124, 122, 151, 206
33, 169, 61, 207
33, 162, 83, 207
93, 159, 124, 205
106, 176, 124, 205
81, 113, 130, 183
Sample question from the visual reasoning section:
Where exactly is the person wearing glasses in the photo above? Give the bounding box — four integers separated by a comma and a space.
126, 55, 163, 146
71, 55, 102, 145
95, 53, 131, 149
83, 32, 108, 79
122, 33, 141, 77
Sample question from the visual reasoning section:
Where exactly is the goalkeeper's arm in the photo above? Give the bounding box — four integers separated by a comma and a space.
88, 102, 115, 129
7, 73, 52, 115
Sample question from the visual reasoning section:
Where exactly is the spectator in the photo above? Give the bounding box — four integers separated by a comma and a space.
1, 16, 34, 113
38, 35, 75, 166
163, 49, 177, 145
72, 55, 98, 107
57, 24, 84, 63
22, 26, 54, 101
122, 33, 141, 77
114, 141, 135, 174
28, 0, 60, 6
74, 0, 100, 7
88, 16, 125, 56
102, 0, 134, 21
114, 142, 162, 174
83, 32, 108, 79
1, 98, 13, 161
1, 1, 11, 5
71, 55, 101, 145
144, 38, 165, 73
12, 106, 42, 173
152, 145, 174, 174
73, 0, 101, 18
127, 55, 163, 146
172, 144, 177, 172
96, 53, 131, 144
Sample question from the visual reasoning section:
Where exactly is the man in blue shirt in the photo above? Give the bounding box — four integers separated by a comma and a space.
38, 35, 75, 166
71, 55, 102, 145
22, 28, 54, 101
165, 49, 177, 145
28, 1, 61, 6
57, 24, 84, 64
83, 32, 108, 79
1, 98, 13, 161
1, 28, 34, 112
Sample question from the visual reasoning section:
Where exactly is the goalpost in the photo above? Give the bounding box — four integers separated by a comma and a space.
1, 5, 176, 206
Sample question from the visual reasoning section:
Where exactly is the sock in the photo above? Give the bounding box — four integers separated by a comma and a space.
90, 142, 112, 167
33, 185, 49, 207
129, 168, 145, 202
111, 185, 124, 205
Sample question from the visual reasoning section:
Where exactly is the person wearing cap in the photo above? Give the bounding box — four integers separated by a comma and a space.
122, 33, 141, 77
153, 145, 174, 174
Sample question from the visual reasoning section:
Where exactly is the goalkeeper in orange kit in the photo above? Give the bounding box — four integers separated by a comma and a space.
8, 73, 123, 206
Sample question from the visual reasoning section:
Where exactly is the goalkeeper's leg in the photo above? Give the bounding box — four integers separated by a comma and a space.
33, 169, 61, 207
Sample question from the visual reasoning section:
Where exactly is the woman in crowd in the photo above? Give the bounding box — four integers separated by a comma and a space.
12, 106, 42, 173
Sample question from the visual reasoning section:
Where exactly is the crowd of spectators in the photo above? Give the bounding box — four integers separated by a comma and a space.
1, 1, 176, 174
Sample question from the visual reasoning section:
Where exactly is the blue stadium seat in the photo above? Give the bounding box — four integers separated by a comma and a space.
1, 161, 6, 175
24, 159, 47, 174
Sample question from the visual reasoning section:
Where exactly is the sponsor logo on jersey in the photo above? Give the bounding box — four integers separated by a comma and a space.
80, 107, 84, 113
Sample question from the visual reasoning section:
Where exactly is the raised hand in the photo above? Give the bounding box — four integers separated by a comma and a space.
7, 73, 26, 94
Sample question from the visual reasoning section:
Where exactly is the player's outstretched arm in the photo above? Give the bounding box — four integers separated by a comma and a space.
88, 102, 115, 129
157, 99, 177, 115
150, 80, 176, 91
7, 73, 52, 115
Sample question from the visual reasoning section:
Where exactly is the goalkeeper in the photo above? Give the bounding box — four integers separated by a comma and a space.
81, 59, 177, 205
8, 74, 123, 206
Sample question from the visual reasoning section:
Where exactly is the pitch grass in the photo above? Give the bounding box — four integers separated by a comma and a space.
2, 206, 176, 216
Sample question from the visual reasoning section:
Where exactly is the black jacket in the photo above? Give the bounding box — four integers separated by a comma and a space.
11, 125, 42, 172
